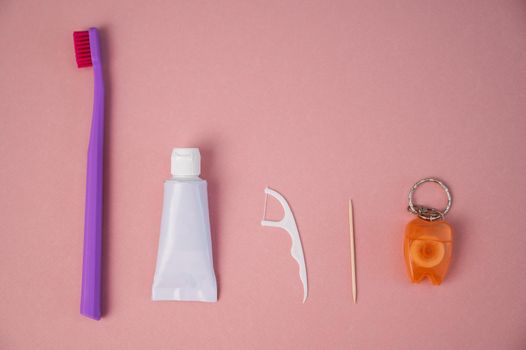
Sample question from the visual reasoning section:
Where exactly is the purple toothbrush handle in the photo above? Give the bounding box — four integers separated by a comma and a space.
81, 28, 104, 320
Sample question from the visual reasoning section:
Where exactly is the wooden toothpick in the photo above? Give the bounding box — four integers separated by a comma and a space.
349, 199, 357, 304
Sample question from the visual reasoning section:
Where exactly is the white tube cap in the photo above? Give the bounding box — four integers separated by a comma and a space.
171, 148, 201, 176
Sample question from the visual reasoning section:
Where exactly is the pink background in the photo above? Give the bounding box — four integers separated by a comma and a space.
1, 1, 526, 349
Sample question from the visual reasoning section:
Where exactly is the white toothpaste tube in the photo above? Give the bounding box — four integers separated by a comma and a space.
152, 148, 217, 302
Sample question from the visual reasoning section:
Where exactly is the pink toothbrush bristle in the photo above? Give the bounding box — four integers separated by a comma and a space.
73, 31, 92, 68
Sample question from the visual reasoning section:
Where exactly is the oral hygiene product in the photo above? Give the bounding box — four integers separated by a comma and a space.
152, 148, 217, 302
73, 28, 105, 320
348, 199, 357, 304
261, 187, 308, 303
404, 178, 453, 285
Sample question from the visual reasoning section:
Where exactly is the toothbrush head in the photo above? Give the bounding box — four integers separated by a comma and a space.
73, 31, 92, 68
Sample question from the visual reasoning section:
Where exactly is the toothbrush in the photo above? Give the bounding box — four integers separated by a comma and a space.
73, 28, 105, 320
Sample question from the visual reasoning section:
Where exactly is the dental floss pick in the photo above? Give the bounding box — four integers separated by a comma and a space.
261, 187, 308, 303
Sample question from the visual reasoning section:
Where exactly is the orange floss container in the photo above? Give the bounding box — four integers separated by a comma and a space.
404, 178, 453, 285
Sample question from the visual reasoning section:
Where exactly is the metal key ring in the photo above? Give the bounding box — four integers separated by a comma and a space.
408, 178, 452, 221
